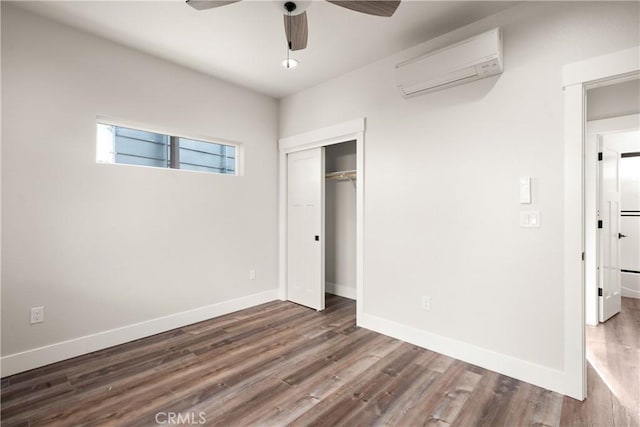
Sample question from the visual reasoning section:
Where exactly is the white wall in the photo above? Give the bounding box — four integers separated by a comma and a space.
325, 142, 356, 298
279, 1, 639, 392
1, 5, 278, 373
587, 79, 640, 121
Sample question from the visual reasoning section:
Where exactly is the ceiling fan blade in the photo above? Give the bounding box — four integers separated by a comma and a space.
186, 0, 241, 11
326, 0, 400, 17
283, 11, 308, 51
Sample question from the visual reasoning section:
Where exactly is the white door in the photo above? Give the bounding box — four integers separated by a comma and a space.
287, 147, 325, 310
599, 141, 622, 322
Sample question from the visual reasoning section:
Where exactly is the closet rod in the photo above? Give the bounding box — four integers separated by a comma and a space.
325, 170, 356, 181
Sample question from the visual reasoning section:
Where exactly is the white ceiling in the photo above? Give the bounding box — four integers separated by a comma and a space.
15, 1, 516, 98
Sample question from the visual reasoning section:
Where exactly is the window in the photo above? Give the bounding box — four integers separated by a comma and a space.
96, 123, 237, 175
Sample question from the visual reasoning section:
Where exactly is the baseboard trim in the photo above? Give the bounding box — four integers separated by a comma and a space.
1, 289, 279, 377
622, 286, 640, 299
358, 312, 568, 397
325, 282, 356, 300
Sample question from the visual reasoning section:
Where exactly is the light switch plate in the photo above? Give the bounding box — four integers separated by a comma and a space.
520, 211, 540, 228
519, 177, 531, 204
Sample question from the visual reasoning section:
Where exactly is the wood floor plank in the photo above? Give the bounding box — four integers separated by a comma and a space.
585, 297, 640, 426
448, 368, 500, 427
3, 351, 196, 426
386, 360, 471, 426
560, 363, 614, 427
17, 327, 187, 384
174, 329, 377, 418
372, 358, 443, 426
286, 343, 423, 427
529, 387, 564, 427
424, 368, 483, 425
84, 312, 362, 425
18, 321, 294, 424
258, 338, 404, 426
1, 380, 74, 419
339, 350, 440, 426
31, 327, 340, 425
1, 372, 70, 402
2, 294, 639, 426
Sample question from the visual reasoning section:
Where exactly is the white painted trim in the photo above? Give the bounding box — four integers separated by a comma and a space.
562, 46, 640, 88
278, 148, 288, 302
1, 289, 278, 377
563, 83, 586, 400
325, 282, 356, 300
355, 133, 364, 322
96, 115, 244, 150
563, 45, 640, 401
359, 312, 566, 395
622, 285, 640, 299
586, 115, 640, 135
278, 119, 365, 322
279, 118, 365, 151
585, 115, 640, 325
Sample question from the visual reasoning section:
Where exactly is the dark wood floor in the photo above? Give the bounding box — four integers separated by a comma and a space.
584, 297, 640, 427
1, 294, 638, 426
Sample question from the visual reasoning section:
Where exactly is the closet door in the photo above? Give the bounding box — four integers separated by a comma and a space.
287, 147, 325, 311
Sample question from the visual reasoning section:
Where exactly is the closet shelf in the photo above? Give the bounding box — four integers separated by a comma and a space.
325, 170, 357, 181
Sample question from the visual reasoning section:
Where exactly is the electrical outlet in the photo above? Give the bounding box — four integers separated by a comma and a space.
30, 306, 44, 324
249, 269, 256, 280
421, 296, 431, 311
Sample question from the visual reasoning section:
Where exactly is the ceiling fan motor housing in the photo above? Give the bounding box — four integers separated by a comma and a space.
279, 1, 310, 16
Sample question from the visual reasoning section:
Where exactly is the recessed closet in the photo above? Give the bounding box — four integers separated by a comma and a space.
324, 141, 357, 300
282, 120, 363, 312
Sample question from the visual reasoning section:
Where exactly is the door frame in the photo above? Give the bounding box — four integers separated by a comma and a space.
278, 118, 365, 320
585, 114, 640, 326
563, 46, 639, 400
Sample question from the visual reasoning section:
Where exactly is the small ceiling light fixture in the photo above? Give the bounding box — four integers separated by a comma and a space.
282, 1, 299, 69
282, 58, 299, 68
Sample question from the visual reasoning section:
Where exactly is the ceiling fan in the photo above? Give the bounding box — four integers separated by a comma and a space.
186, 0, 401, 51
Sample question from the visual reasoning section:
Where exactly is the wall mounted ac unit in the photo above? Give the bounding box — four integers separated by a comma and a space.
396, 28, 503, 98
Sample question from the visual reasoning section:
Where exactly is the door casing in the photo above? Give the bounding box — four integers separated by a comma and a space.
278, 118, 365, 321
563, 46, 640, 401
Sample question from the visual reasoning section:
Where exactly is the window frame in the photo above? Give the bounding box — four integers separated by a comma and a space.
95, 117, 243, 176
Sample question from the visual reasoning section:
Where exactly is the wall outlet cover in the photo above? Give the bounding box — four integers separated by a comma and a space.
30, 306, 44, 324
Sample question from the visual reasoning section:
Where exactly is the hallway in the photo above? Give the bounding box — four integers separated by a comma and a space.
585, 297, 640, 426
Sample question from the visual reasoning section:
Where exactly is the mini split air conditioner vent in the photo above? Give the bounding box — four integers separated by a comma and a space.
396, 28, 503, 98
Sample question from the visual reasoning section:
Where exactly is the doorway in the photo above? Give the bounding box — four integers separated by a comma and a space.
325, 141, 357, 301
563, 46, 639, 401
585, 113, 640, 325
284, 140, 358, 311
278, 118, 365, 319
563, 46, 639, 408
584, 89, 640, 420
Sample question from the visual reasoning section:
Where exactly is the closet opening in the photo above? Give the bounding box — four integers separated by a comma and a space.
278, 118, 365, 318
325, 141, 357, 301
